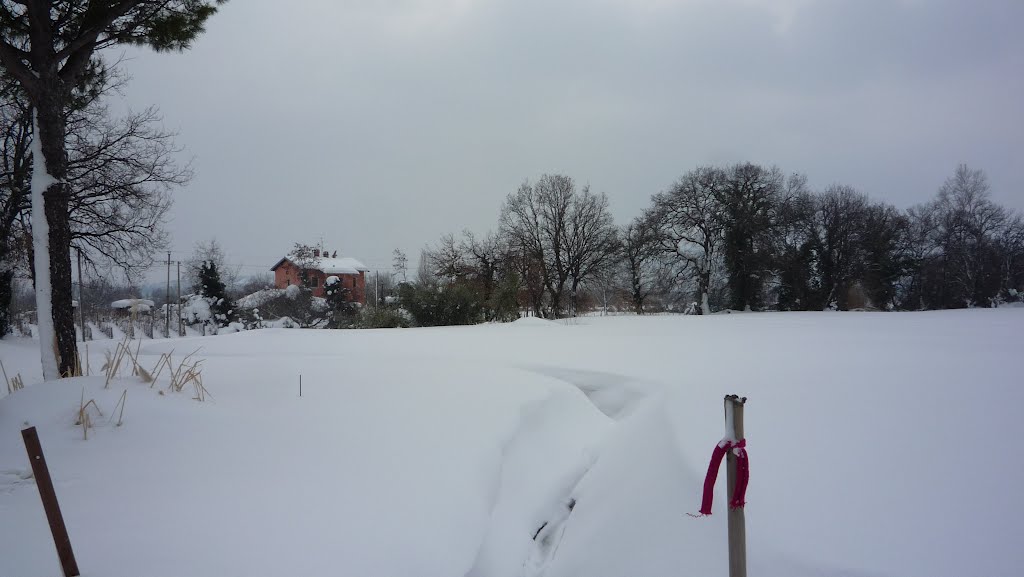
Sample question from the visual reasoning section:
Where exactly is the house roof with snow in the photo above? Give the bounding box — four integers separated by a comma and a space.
270, 255, 370, 275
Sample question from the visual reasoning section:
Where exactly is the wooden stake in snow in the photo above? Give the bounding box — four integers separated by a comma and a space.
21, 427, 80, 577
725, 394, 747, 577
76, 248, 85, 342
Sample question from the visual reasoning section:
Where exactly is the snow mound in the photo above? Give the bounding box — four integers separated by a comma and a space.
237, 288, 286, 309
111, 298, 155, 311
510, 317, 561, 327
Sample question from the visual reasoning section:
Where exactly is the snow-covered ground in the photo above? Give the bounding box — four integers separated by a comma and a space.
1, 310, 1021, 577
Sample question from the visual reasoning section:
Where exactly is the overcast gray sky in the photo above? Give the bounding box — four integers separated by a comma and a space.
111, 0, 1024, 282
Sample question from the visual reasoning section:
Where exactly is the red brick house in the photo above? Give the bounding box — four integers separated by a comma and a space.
270, 250, 369, 303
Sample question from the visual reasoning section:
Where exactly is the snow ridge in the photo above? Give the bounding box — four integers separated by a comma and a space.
464, 384, 610, 577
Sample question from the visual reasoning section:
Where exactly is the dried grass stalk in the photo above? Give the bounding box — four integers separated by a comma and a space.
103, 337, 132, 388
149, 352, 173, 388
109, 390, 128, 427
76, 388, 104, 440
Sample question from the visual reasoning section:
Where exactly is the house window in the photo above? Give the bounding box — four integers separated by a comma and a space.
311, 276, 319, 288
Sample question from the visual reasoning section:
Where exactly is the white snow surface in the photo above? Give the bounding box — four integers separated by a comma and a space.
1, 309, 1023, 577
236, 288, 284, 309
180, 293, 213, 324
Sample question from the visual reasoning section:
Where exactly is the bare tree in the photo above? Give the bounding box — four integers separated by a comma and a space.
1, 75, 187, 335
717, 163, 787, 311
500, 174, 618, 317
649, 166, 727, 314
813, 184, 870, 309
908, 164, 1019, 308
423, 229, 518, 321
618, 216, 664, 314
0, 79, 31, 335
66, 104, 187, 279
565, 189, 619, 315
426, 233, 465, 282
392, 248, 408, 283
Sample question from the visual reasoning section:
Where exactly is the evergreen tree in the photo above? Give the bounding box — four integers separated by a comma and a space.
324, 276, 357, 328
198, 260, 234, 327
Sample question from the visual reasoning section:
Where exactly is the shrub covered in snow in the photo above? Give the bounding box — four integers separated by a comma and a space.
197, 261, 236, 326
324, 276, 359, 329
236, 285, 327, 328
398, 282, 484, 327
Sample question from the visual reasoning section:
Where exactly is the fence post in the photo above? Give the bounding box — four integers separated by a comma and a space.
21, 427, 80, 577
76, 248, 85, 342
725, 394, 747, 577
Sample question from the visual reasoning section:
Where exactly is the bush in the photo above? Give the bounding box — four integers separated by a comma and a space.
399, 282, 483, 327
357, 306, 410, 329
244, 285, 326, 328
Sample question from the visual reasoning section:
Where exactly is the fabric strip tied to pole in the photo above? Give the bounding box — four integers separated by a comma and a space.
699, 438, 749, 515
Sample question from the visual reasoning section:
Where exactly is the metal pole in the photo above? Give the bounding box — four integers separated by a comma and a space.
725, 395, 747, 577
375, 271, 379, 309
22, 427, 80, 577
176, 261, 182, 337
165, 252, 171, 338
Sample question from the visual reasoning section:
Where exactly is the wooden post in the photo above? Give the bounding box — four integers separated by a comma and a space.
21, 427, 80, 577
76, 248, 85, 342
725, 394, 747, 577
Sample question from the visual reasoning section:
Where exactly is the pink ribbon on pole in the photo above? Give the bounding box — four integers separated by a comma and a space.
698, 438, 748, 515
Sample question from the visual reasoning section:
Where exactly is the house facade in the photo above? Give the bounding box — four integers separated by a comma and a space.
270, 250, 369, 303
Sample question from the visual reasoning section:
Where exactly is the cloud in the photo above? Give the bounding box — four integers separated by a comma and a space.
105, 0, 1024, 277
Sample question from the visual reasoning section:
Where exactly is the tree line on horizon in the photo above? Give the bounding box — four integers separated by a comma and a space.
402, 163, 1023, 324
3, 162, 1020, 338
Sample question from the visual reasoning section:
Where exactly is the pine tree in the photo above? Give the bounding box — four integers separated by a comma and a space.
324, 276, 357, 328
199, 260, 234, 327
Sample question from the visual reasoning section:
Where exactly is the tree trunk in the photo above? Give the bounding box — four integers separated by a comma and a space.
32, 92, 77, 379
699, 269, 711, 315
0, 269, 13, 337
547, 287, 561, 319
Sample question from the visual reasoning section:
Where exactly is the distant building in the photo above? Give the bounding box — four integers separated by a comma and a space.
270, 249, 369, 303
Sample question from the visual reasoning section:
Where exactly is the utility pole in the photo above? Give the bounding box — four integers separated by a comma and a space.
165, 252, 171, 338
176, 261, 182, 337
76, 248, 85, 341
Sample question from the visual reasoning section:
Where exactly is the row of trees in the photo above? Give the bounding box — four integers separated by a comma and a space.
413, 165, 1022, 320
644, 162, 1023, 312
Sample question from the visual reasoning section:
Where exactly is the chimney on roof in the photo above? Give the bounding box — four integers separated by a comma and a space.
313, 249, 320, 257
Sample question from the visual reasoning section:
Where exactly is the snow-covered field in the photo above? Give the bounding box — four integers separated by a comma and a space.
1, 310, 1021, 577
